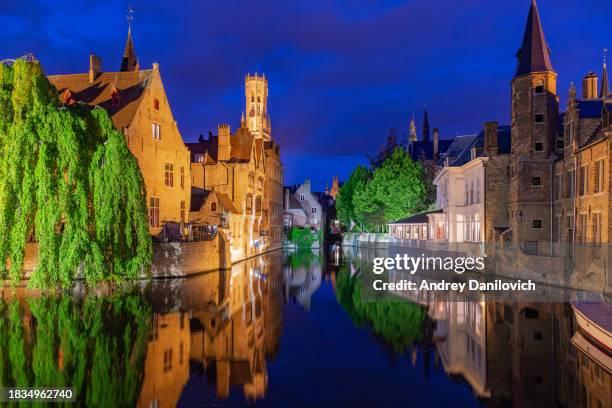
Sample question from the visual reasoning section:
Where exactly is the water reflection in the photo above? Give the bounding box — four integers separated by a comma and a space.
0, 247, 609, 407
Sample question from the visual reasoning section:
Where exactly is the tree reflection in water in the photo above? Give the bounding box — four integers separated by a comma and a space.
0, 293, 150, 407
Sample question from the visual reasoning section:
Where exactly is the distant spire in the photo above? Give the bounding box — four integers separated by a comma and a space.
422, 108, 430, 143
409, 113, 417, 143
515, 0, 554, 77
600, 49, 609, 98
120, 6, 138, 72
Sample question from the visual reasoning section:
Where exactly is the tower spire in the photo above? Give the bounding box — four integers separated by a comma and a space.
422, 108, 430, 143
515, 0, 554, 77
600, 48, 609, 98
120, 6, 138, 72
409, 113, 417, 143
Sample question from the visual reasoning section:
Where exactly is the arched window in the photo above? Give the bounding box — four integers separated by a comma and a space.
211, 202, 217, 212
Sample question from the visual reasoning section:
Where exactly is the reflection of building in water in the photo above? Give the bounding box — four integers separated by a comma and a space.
284, 250, 322, 310
263, 251, 284, 359
137, 312, 191, 408
186, 255, 283, 401
433, 298, 489, 398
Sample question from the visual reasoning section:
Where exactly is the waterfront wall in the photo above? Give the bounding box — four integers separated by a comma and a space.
17, 232, 283, 281
342, 232, 389, 248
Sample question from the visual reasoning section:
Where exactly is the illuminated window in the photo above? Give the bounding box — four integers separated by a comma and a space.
211, 202, 217, 212
165, 163, 174, 187
152, 123, 161, 140
180, 167, 185, 189
180, 200, 185, 223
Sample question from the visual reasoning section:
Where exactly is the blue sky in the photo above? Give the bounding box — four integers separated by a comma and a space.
1, 0, 610, 189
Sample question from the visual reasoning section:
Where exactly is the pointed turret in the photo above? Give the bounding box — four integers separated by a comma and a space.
409, 114, 417, 142
120, 27, 138, 72
422, 108, 430, 142
600, 54, 609, 98
515, 0, 554, 77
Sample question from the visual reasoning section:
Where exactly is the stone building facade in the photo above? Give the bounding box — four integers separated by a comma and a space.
48, 28, 192, 236
187, 74, 283, 261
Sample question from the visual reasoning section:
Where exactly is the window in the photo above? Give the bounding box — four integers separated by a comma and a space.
532, 176, 541, 186
153, 98, 160, 110
246, 194, 253, 212
211, 202, 217, 212
554, 174, 562, 200
164, 163, 174, 187
152, 123, 161, 140
556, 139, 564, 150
535, 114, 544, 123
180, 200, 185, 223
149, 197, 160, 228
248, 173, 254, 188
567, 170, 575, 198
163, 349, 172, 372
579, 165, 588, 196
476, 179, 480, 203
534, 142, 543, 151
535, 84, 544, 94
312, 207, 317, 214
593, 212, 602, 244
532, 219, 542, 229
179, 343, 184, 365
300, 194, 305, 201
194, 154, 204, 163
579, 213, 588, 243
534, 331, 543, 340
594, 159, 604, 193
255, 196, 261, 214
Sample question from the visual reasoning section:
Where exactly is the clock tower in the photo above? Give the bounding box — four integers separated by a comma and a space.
245, 73, 271, 140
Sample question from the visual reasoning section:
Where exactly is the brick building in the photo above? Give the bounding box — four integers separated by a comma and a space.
48, 28, 192, 236
187, 74, 283, 261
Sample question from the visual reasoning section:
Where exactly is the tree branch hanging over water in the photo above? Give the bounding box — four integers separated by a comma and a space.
0, 59, 152, 288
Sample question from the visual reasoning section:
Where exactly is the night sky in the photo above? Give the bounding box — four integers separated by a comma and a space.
1, 0, 610, 190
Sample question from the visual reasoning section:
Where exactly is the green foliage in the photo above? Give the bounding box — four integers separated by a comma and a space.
0, 59, 152, 288
0, 294, 151, 406
287, 227, 322, 248
353, 148, 426, 230
335, 165, 370, 228
335, 265, 426, 353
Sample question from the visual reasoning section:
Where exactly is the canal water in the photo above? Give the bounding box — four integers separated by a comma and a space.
0, 248, 608, 407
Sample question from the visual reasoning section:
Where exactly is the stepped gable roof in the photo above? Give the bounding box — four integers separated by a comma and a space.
515, 0, 554, 77
48, 69, 153, 129
389, 209, 443, 225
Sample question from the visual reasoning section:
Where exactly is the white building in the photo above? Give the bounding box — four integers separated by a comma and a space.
283, 179, 323, 230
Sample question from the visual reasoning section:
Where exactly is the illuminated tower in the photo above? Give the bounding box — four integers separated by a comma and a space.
245, 73, 271, 140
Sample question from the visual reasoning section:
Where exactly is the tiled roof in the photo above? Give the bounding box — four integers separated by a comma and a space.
48, 70, 152, 129
576, 99, 605, 118
407, 139, 453, 161
190, 186, 212, 212
444, 126, 511, 167
515, 0, 554, 77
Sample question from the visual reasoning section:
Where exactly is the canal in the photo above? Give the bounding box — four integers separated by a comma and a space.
0, 248, 608, 407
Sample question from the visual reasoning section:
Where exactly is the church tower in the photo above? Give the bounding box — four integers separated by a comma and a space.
409, 114, 417, 142
120, 26, 139, 72
509, 0, 559, 248
600, 52, 609, 98
422, 109, 430, 142
245, 73, 271, 140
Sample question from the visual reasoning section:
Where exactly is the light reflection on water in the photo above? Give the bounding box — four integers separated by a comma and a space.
0, 247, 609, 407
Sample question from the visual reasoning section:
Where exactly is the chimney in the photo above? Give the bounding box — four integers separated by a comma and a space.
284, 188, 290, 211
433, 128, 439, 159
89, 55, 102, 83
582, 71, 598, 99
217, 124, 231, 161
484, 122, 499, 156
198, 134, 205, 143
303, 179, 311, 193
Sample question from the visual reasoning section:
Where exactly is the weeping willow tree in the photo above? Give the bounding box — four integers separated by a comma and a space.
0, 58, 152, 288
0, 294, 151, 406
